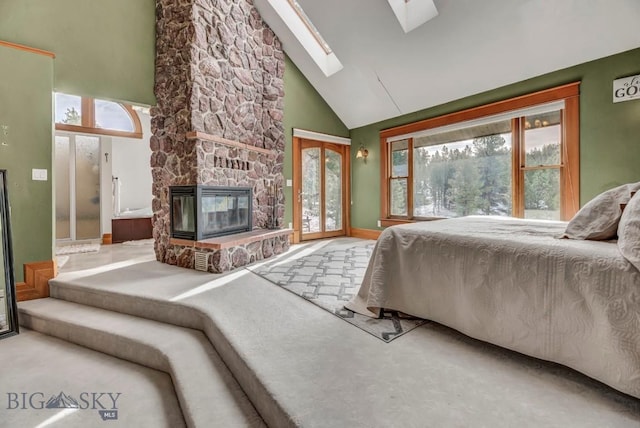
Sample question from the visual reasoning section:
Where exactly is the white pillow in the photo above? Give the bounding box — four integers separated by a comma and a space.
618, 191, 640, 270
563, 182, 640, 240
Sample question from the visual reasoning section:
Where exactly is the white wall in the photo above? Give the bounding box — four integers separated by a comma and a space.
100, 137, 113, 234
111, 110, 152, 213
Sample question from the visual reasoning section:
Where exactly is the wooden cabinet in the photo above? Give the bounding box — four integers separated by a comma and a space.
111, 217, 153, 243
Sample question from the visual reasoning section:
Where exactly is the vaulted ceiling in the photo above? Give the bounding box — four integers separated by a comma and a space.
253, 0, 640, 129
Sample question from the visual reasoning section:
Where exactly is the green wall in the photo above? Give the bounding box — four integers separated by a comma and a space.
350, 47, 640, 229
0, 46, 54, 282
283, 56, 349, 226
2, 1, 637, 243
0, 0, 156, 106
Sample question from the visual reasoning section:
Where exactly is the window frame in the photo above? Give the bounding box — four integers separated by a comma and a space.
379, 82, 580, 225
55, 95, 143, 139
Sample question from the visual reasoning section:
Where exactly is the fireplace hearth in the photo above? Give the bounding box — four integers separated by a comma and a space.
170, 185, 252, 241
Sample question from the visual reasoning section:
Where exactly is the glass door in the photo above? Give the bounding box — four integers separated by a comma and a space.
55, 133, 101, 242
298, 140, 348, 241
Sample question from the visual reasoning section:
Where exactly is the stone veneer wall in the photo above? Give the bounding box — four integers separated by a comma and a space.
152, 0, 287, 272
207, 235, 289, 273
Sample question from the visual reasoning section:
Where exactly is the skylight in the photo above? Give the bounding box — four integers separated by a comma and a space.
387, 0, 438, 33
268, 0, 343, 77
287, 0, 332, 54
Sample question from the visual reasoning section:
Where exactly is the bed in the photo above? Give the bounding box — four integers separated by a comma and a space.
346, 216, 640, 399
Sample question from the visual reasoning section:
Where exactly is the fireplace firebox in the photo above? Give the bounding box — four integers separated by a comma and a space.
170, 186, 252, 240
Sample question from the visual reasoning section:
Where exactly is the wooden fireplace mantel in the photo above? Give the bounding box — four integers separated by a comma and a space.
170, 228, 293, 250
186, 131, 275, 156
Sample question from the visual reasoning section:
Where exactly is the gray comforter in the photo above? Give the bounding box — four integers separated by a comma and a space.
346, 216, 640, 399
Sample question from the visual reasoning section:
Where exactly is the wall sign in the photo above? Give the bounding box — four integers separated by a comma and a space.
613, 74, 640, 103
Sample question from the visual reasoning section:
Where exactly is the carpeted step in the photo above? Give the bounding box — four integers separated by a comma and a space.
0, 329, 187, 427
49, 277, 201, 330
18, 298, 265, 428
48, 272, 297, 428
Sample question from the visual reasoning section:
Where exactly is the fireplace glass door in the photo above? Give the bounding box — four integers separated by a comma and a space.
201, 192, 250, 237
170, 186, 252, 240
172, 194, 195, 235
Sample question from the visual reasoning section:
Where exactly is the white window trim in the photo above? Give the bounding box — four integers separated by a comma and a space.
293, 128, 351, 145
387, 100, 565, 143
268, 0, 343, 77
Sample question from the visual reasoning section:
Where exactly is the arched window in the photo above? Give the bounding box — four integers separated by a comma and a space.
54, 93, 142, 139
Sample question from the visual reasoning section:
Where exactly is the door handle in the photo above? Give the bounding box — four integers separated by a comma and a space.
297, 189, 302, 203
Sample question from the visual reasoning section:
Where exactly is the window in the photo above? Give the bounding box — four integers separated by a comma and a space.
380, 83, 580, 224
55, 93, 142, 139
387, 0, 438, 33
55, 93, 83, 125
390, 139, 409, 216
411, 119, 513, 218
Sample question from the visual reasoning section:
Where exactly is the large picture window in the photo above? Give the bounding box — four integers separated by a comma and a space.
380, 83, 579, 224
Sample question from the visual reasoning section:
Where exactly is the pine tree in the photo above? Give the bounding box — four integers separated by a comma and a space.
524, 143, 561, 213
390, 147, 409, 215
472, 135, 511, 215
63, 107, 81, 125
449, 147, 481, 216
324, 151, 342, 229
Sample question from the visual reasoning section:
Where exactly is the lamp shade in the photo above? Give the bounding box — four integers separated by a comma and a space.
356, 145, 369, 162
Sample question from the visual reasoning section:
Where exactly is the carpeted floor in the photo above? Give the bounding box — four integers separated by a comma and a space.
23, 240, 640, 427
248, 239, 427, 342
0, 330, 185, 427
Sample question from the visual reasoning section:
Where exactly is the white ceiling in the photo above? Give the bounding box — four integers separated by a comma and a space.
253, 0, 640, 129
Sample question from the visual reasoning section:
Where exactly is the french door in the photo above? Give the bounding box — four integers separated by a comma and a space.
55, 133, 102, 241
294, 138, 349, 242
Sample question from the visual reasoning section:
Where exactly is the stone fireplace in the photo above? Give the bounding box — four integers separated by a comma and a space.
151, 0, 290, 273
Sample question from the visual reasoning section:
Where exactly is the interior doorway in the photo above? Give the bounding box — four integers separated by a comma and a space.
293, 137, 350, 242
55, 133, 102, 242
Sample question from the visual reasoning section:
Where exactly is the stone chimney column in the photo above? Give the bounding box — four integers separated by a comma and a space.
151, 0, 285, 269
